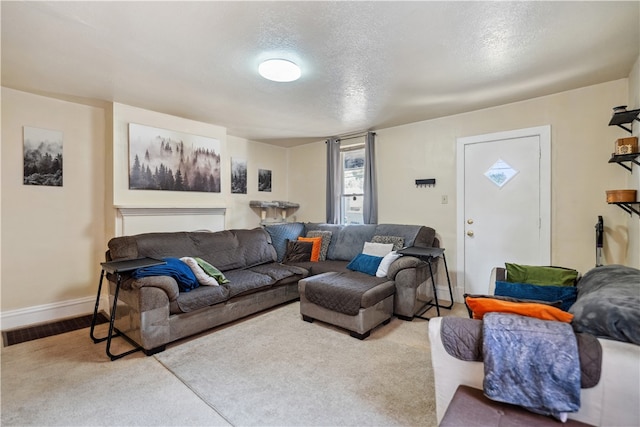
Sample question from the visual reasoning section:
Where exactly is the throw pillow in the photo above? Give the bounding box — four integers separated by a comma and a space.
263, 222, 305, 262
282, 239, 313, 264
371, 235, 405, 251
463, 293, 563, 318
505, 263, 579, 286
495, 281, 577, 311
180, 257, 220, 286
346, 253, 384, 276
194, 257, 230, 284
376, 251, 400, 278
464, 296, 574, 323
362, 241, 394, 257
305, 230, 332, 261
298, 236, 322, 262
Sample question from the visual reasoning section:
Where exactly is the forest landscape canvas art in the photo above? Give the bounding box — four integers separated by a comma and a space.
23, 126, 63, 187
129, 123, 221, 192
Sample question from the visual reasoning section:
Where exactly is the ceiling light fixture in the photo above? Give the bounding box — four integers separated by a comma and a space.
258, 59, 301, 82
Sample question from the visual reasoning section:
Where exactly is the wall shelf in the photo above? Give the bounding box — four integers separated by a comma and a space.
608, 108, 640, 133
607, 201, 640, 217
608, 153, 640, 172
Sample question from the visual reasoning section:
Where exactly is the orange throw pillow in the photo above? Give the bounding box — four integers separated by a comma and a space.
297, 236, 322, 262
465, 296, 574, 323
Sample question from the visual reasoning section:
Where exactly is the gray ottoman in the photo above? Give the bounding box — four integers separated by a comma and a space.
298, 271, 395, 339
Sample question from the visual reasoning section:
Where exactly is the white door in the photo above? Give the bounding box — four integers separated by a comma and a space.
456, 126, 551, 296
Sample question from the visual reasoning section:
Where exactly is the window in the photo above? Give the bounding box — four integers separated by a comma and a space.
340, 144, 365, 224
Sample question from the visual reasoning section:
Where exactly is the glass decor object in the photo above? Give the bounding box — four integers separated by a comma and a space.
484, 159, 518, 188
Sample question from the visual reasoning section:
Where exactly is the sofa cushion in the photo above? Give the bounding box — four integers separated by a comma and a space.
305, 230, 332, 261
362, 241, 394, 257
304, 223, 346, 260
298, 236, 322, 261
222, 269, 275, 298
172, 283, 231, 313
263, 222, 305, 262
495, 281, 577, 311
282, 239, 313, 263
465, 296, 574, 323
374, 224, 435, 248
569, 264, 640, 345
346, 253, 384, 276
108, 228, 276, 272
505, 263, 579, 286
371, 235, 405, 250
330, 224, 377, 261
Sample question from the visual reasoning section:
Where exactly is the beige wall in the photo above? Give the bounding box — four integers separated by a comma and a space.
2, 71, 638, 325
1, 88, 106, 315
289, 79, 635, 293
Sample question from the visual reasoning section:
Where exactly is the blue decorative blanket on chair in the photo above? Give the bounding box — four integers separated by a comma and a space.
483, 313, 581, 418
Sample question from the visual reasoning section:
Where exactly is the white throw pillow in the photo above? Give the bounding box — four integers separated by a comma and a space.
362, 242, 394, 257
376, 251, 401, 277
180, 257, 219, 286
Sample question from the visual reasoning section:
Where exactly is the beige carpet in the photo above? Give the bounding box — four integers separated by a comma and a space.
2, 301, 466, 426
155, 302, 438, 427
1, 323, 229, 426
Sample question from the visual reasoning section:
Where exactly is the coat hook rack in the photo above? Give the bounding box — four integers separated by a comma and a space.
415, 178, 436, 188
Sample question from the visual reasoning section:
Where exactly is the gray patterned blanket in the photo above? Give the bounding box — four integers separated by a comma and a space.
483, 313, 581, 418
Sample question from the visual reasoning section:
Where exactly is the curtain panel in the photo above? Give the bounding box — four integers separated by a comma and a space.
325, 138, 341, 224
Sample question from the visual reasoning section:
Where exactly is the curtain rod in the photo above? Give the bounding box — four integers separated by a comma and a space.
336, 131, 376, 142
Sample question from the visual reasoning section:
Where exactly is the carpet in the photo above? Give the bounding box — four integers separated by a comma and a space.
154, 302, 437, 426
0, 323, 229, 426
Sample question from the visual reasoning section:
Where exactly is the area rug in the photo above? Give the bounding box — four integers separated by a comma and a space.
154, 302, 436, 426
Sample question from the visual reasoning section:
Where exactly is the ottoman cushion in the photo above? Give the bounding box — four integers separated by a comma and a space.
300, 272, 394, 315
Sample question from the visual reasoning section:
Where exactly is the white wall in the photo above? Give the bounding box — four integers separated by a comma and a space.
110, 104, 291, 232
625, 55, 640, 267
1, 88, 106, 327
289, 79, 634, 296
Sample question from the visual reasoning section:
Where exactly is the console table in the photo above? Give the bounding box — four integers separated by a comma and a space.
90, 257, 165, 361
396, 246, 454, 319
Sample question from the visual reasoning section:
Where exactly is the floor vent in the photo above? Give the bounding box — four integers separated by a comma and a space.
2, 312, 109, 347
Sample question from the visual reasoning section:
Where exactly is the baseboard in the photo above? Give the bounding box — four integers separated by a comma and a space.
0, 296, 109, 331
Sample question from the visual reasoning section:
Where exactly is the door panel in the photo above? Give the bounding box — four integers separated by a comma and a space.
457, 127, 550, 296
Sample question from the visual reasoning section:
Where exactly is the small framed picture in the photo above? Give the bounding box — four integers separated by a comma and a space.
23, 126, 63, 186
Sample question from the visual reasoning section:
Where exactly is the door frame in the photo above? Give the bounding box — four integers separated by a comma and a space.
455, 125, 551, 298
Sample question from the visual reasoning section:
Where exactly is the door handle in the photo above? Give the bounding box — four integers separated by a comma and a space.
467, 230, 474, 237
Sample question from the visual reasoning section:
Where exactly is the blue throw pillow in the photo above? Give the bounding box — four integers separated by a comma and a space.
346, 253, 384, 276
495, 281, 578, 311
263, 222, 305, 262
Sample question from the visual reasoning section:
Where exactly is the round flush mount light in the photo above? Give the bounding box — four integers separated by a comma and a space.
258, 59, 301, 82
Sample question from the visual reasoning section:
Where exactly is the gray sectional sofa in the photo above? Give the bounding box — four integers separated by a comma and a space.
105, 222, 439, 354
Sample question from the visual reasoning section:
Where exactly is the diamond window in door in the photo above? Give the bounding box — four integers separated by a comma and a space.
484, 159, 518, 188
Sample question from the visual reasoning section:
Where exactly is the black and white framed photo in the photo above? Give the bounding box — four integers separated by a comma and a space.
23, 126, 63, 187
128, 123, 221, 192
258, 168, 272, 192
231, 158, 247, 194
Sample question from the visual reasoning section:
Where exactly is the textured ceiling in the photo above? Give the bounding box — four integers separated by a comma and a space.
2, 1, 639, 147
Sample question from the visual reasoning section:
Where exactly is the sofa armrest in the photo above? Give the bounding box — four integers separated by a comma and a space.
386, 256, 424, 280
428, 317, 486, 424
119, 275, 180, 302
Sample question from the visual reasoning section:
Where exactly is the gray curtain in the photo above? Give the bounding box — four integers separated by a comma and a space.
326, 137, 341, 224
363, 131, 378, 224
